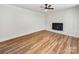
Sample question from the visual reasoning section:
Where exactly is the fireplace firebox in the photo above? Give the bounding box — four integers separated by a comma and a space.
52, 23, 63, 31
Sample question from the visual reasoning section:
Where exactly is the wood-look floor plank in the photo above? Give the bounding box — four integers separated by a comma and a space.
0, 30, 79, 54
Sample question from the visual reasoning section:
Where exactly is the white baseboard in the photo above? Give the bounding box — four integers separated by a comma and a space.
48, 30, 79, 38
0, 29, 45, 42
0, 29, 78, 42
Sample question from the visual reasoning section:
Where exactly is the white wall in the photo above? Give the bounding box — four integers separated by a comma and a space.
0, 4, 79, 42
0, 5, 46, 42
46, 6, 79, 38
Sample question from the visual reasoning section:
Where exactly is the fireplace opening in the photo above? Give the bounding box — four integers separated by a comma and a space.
52, 23, 63, 31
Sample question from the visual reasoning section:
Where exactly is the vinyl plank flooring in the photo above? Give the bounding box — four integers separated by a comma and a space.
0, 30, 79, 54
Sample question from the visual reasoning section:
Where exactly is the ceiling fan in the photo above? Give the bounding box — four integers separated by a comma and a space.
41, 4, 54, 11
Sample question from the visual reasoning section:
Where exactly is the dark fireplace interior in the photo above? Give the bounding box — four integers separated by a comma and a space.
52, 23, 63, 31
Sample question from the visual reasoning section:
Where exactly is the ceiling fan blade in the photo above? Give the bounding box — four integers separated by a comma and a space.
48, 5, 51, 7
47, 8, 54, 9
45, 4, 48, 7
45, 4, 48, 9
